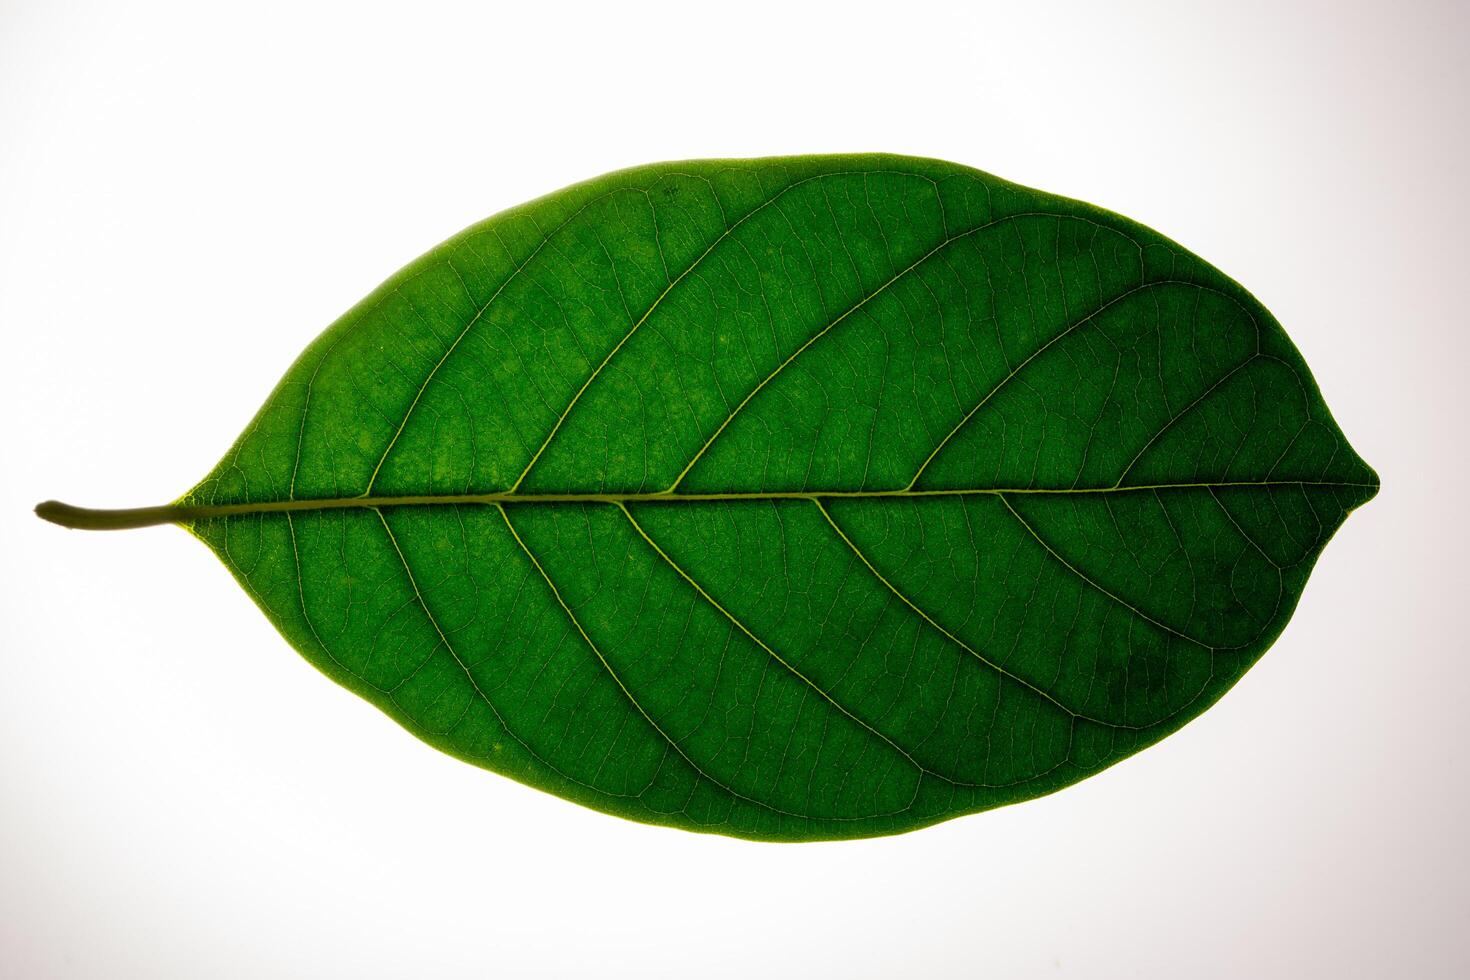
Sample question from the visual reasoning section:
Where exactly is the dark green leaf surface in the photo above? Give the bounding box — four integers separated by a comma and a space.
51, 155, 1379, 840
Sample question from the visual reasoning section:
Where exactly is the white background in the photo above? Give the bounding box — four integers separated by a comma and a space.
1, 1, 1464, 976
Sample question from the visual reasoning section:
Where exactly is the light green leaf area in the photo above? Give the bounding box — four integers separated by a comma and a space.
179, 155, 1377, 840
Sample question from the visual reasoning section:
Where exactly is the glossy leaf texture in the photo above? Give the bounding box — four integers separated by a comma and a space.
175, 155, 1376, 840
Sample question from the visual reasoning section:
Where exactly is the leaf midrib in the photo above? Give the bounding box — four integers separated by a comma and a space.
34, 480, 1375, 532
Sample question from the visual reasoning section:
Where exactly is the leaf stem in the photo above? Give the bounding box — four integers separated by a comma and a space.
34, 501, 197, 530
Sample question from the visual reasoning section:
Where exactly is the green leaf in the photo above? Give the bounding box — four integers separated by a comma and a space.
37, 154, 1377, 841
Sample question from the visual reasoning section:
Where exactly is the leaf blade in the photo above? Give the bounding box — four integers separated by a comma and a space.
141, 155, 1378, 839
